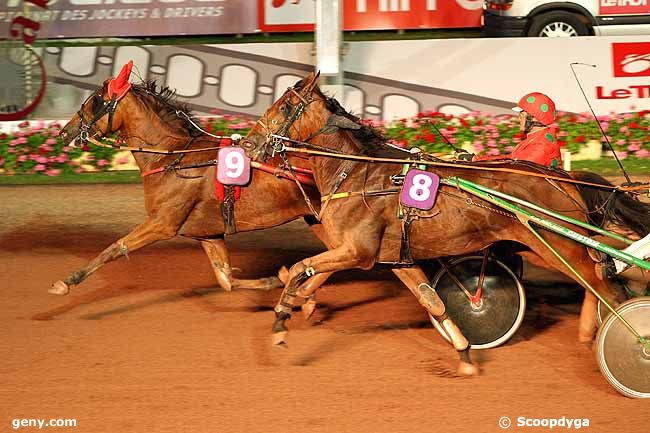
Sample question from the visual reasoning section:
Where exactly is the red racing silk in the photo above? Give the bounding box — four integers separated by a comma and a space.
475, 127, 562, 168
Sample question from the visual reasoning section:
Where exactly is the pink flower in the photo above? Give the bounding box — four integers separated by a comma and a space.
36, 156, 48, 164
628, 143, 641, 151
0, 157, 4, 166
62, 146, 71, 153
618, 151, 628, 159
473, 142, 485, 153
85, 155, 95, 162
74, 167, 85, 173
45, 169, 61, 177
9, 139, 19, 146
17, 155, 27, 162
505, 146, 514, 152
97, 159, 109, 167
487, 139, 497, 147
635, 149, 650, 158
616, 139, 626, 146
487, 148, 501, 156
56, 155, 68, 163
116, 156, 130, 165
45, 138, 57, 145
34, 164, 46, 171
17, 137, 27, 144
620, 126, 629, 134
499, 138, 509, 145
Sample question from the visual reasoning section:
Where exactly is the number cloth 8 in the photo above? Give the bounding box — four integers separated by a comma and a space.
400, 169, 439, 210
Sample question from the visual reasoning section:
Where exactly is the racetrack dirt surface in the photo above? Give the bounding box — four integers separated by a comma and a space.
1, 184, 647, 433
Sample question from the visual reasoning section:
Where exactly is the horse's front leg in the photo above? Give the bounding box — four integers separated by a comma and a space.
271, 243, 377, 346
200, 238, 282, 291
392, 266, 478, 376
50, 219, 178, 295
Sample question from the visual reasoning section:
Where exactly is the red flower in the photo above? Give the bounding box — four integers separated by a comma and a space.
459, 118, 469, 128
417, 112, 425, 118
629, 122, 639, 129
423, 133, 436, 143
558, 140, 567, 147
574, 135, 585, 143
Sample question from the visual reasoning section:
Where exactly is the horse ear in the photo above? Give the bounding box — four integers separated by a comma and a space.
107, 60, 134, 101
304, 70, 320, 93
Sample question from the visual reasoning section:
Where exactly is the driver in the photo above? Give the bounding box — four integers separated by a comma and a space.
459, 92, 562, 168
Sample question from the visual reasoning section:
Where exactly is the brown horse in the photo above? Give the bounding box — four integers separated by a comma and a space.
243, 72, 650, 375
52, 65, 335, 296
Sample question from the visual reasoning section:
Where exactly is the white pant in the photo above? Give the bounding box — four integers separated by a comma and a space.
614, 232, 650, 273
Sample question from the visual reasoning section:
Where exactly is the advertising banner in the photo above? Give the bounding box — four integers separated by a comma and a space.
0, 0, 257, 39
258, 0, 483, 32
599, 0, 650, 15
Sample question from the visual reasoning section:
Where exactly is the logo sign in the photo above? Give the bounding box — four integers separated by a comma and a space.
217, 147, 251, 186
400, 169, 439, 210
612, 42, 650, 77
259, 0, 482, 32
600, 0, 650, 15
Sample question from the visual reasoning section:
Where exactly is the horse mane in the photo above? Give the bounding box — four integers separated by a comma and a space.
131, 80, 202, 137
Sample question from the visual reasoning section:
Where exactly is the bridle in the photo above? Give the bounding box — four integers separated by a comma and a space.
76, 91, 120, 147
251, 86, 320, 161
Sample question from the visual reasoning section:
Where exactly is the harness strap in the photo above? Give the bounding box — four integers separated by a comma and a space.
319, 160, 356, 220
320, 188, 401, 202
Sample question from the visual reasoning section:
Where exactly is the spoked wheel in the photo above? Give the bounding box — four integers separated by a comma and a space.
429, 256, 525, 349
0, 45, 47, 121
596, 297, 650, 398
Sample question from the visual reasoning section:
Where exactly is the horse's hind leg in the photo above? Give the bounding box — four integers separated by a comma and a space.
392, 267, 478, 376
50, 219, 176, 295
200, 238, 282, 291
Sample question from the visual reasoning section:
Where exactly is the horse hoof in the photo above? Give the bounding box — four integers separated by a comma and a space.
457, 362, 480, 377
278, 266, 289, 285
271, 331, 288, 347
49, 280, 70, 296
301, 300, 317, 319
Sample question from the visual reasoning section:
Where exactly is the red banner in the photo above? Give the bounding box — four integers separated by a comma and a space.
599, 0, 650, 15
259, 0, 483, 32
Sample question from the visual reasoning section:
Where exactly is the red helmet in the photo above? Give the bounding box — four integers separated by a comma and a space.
513, 92, 556, 125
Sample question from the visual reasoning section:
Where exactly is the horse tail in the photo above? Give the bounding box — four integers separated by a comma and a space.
571, 171, 650, 237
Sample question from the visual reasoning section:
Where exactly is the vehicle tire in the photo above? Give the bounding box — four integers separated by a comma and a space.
595, 297, 650, 398
527, 11, 589, 37
428, 256, 526, 349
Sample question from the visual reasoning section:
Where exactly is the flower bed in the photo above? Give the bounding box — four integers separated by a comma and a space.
1, 111, 648, 176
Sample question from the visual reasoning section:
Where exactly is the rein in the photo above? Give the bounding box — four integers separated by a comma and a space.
273, 141, 648, 194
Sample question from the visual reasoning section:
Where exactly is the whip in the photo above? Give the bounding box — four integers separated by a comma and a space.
570, 62, 632, 183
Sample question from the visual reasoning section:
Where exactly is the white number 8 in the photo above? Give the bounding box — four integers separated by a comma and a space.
409, 174, 432, 202
225, 151, 245, 178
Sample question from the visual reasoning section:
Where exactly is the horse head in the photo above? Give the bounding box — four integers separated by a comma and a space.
60, 61, 136, 147
243, 71, 328, 161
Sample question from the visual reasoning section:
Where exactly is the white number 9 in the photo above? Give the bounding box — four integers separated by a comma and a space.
409, 174, 432, 202
225, 151, 245, 178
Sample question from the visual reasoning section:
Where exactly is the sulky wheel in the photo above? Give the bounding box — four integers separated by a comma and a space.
595, 297, 650, 398
429, 256, 525, 349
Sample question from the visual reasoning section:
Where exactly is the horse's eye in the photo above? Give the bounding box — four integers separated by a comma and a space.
280, 104, 290, 115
